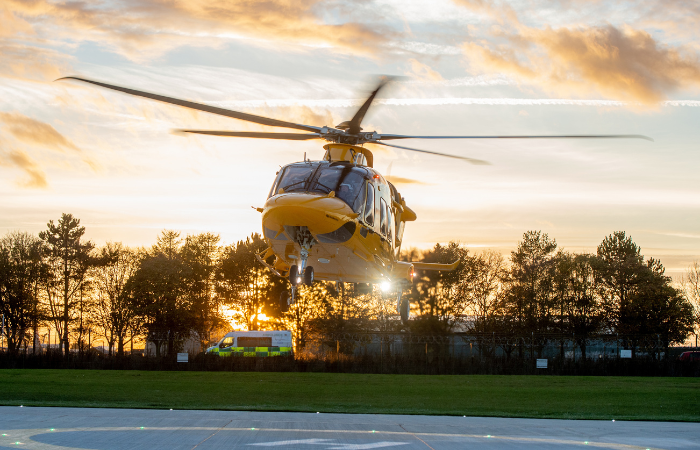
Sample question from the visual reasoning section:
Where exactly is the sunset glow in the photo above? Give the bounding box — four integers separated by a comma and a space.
2, 0, 700, 276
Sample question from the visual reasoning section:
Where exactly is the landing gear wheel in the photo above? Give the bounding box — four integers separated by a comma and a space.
289, 265, 299, 286
280, 291, 290, 312
399, 296, 410, 324
304, 266, 314, 285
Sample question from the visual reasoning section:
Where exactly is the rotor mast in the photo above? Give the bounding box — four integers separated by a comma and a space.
323, 143, 374, 167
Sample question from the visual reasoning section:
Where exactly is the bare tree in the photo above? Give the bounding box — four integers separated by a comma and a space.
0, 232, 45, 355
681, 261, 700, 344
460, 250, 505, 333
91, 242, 142, 355
282, 283, 330, 348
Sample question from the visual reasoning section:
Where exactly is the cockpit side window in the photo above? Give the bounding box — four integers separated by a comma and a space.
310, 165, 368, 211
364, 184, 374, 226
350, 179, 366, 214
336, 170, 365, 212
268, 171, 284, 198
276, 164, 317, 193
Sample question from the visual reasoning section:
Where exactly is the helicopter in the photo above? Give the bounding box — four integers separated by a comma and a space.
58, 75, 651, 323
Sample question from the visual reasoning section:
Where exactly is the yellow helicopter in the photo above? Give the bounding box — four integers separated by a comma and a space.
58, 76, 651, 323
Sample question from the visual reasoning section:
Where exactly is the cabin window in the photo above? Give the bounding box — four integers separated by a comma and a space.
238, 337, 272, 347
380, 198, 388, 236
388, 208, 394, 243
220, 337, 234, 349
364, 184, 374, 226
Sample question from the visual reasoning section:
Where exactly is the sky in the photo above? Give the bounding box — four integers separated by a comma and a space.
1, 0, 700, 277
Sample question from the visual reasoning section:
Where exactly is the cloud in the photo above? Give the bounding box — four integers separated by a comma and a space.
4, 0, 391, 62
0, 112, 98, 186
452, 0, 520, 26
406, 58, 444, 81
0, 147, 47, 188
0, 6, 32, 38
0, 43, 71, 82
0, 111, 80, 152
463, 24, 700, 104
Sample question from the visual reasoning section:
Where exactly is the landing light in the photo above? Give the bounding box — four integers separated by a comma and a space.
380, 281, 391, 292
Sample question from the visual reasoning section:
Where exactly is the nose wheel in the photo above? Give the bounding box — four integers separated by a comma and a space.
285, 263, 314, 311
288, 264, 314, 286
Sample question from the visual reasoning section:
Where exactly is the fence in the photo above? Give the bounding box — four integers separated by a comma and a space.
1, 333, 698, 377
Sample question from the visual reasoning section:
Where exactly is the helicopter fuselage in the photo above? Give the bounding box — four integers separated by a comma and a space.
256, 144, 416, 287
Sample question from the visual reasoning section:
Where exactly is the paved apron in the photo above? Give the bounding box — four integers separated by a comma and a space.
0, 407, 698, 449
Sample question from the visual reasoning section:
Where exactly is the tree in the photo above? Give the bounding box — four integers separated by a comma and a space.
181, 232, 224, 349
619, 259, 694, 357
282, 282, 332, 349
595, 231, 645, 330
503, 231, 558, 334
91, 242, 142, 356
408, 242, 469, 334
216, 234, 275, 331
596, 233, 695, 356
681, 261, 700, 342
39, 213, 94, 356
125, 230, 195, 357
554, 252, 604, 359
0, 232, 45, 355
460, 250, 505, 334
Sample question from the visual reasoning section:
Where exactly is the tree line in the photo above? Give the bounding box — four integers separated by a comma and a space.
1, 214, 698, 358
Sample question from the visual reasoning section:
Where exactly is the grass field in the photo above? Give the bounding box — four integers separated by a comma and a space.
0, 370, 698, 421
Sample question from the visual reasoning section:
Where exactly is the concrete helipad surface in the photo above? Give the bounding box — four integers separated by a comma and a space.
0, 406, 698, 449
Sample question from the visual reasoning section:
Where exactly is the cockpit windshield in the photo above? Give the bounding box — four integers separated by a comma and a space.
275, 163, 318, 193
272, 162, 368, 213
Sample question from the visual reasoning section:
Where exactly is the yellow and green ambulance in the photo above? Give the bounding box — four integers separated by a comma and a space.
206, 330, 293, 357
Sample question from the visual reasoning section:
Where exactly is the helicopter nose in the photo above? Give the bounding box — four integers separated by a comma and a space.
262, 192, 356, 235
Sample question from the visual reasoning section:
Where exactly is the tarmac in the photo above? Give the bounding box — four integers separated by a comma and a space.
0, 406, 698, 450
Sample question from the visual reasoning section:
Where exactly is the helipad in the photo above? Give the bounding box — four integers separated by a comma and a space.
0, 407, 698, 449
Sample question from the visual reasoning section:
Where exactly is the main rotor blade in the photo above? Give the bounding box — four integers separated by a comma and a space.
348, 76, 393, 135
177, 130, 322, 140
57, 76, 321, 133
378, 134, 654, 141
371, 141, 490, 165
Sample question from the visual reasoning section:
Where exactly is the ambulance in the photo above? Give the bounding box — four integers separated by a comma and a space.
206, 330, 293, 357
